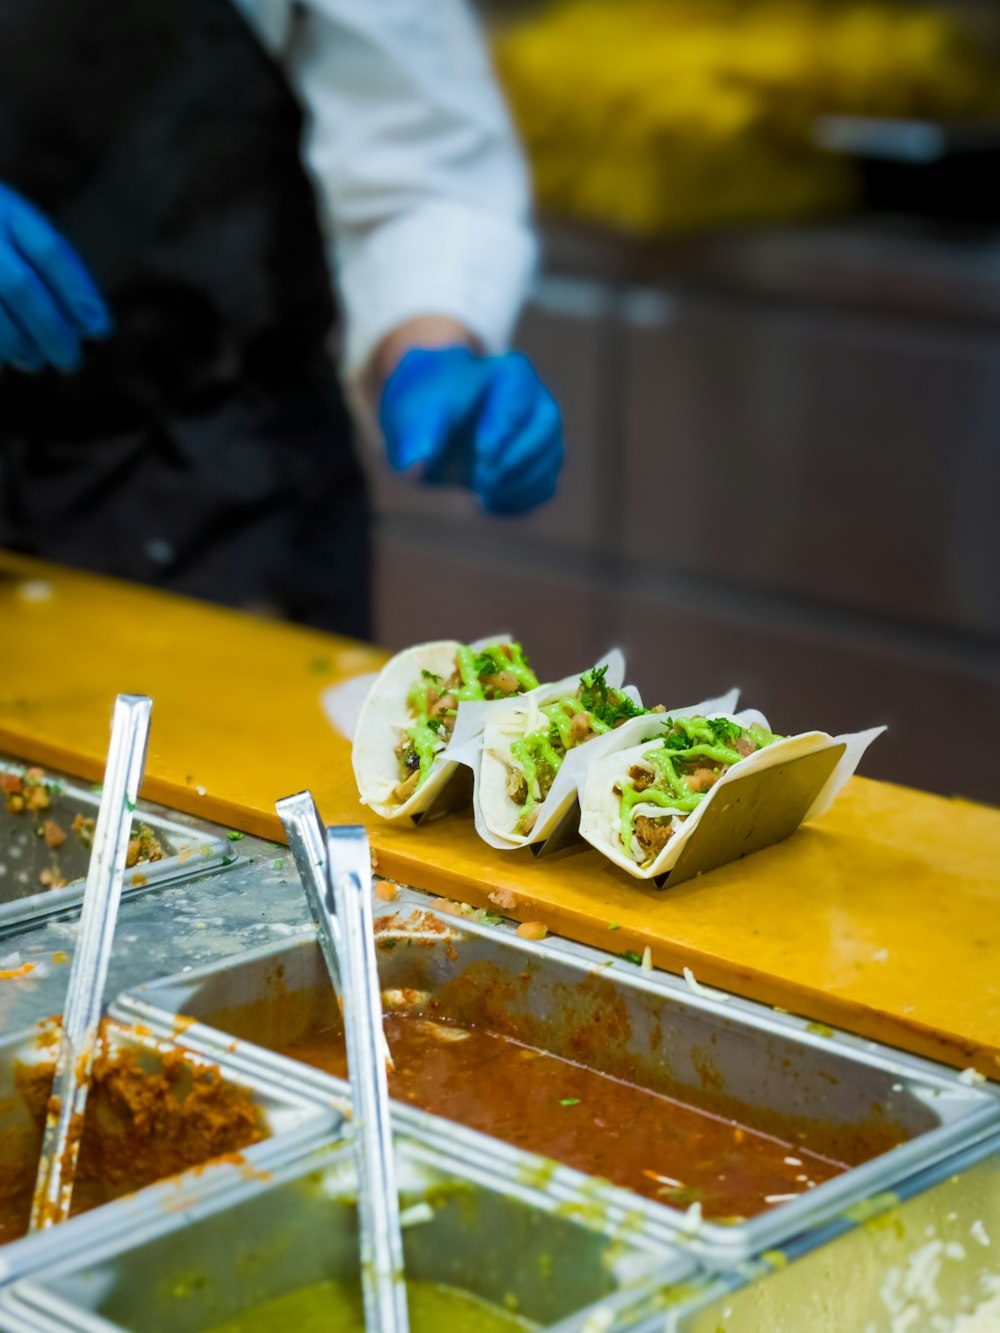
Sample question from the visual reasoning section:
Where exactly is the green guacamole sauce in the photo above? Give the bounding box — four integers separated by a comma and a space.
205, 1278, 538, 1333
618, 715, 782, 855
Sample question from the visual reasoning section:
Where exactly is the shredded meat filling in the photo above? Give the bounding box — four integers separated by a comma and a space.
570, 712, 593, 744
391, 769, 420, 803
635, 815, 673, 859
627, 765, 654, 792
506, 767, 528, 805
481, 671, 522, 696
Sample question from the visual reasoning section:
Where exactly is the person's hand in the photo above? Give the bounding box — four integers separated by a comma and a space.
380, 346, 563, 516
0, 182, 111, 373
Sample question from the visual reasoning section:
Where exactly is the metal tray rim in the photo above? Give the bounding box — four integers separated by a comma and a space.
120, 888, 1000, 1100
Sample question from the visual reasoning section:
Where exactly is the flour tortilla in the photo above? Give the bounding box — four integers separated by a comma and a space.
579, 715, 884, 879
352, 638, 521, 821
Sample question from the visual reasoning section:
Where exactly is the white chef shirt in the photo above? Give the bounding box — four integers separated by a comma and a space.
231, 0, 537, 378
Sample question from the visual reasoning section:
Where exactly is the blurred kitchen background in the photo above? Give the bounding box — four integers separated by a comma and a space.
367, 0, 1000, 804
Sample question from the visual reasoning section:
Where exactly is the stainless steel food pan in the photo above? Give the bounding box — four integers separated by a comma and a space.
0, 1017, 341, 1286
0, 1136, 693, 1332
0, 760, 234, 936
112, 890, 1000, 1267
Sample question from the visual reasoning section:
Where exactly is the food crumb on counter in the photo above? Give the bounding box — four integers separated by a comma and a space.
3, 769, 53, 815
72, 812, 96, 848
489, 887, 519, 911
42, 818, 66, 848
516, 921, 548, 941
17, 580, 53, 602
0, 962, 36, 980
682, 967, 730, 1002
806, 1022, 835, 1039
125, 826, 165, 868
958, 1067, 987, 1086
374, 880, 398, 901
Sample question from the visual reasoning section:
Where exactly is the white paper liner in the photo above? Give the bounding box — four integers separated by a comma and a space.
473, 672, 737, 851
322, 672, 379, 742
579, 716, 885, 880
321, 631, 513, 743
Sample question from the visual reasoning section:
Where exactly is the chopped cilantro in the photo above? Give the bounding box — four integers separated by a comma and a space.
806, 1021, 834, 1038
472, 642, 538, 691
707, 717, 742, 747
226, 830, 244, 841
622, 950, 643, 965
473, 647, 506, 676
578, 665, 645, 728
608, 921, 620, 931
559, 1098, 581, 1107
662, 728, 690, 751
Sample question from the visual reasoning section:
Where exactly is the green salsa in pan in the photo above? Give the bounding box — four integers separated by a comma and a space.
205, 1278, 538, 1333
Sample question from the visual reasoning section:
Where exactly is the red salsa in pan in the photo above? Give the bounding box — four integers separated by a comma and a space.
279, 1013, 850, 1221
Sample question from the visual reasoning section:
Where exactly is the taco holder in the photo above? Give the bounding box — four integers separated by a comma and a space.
652, 742, 847, 887
529, 797, 585, 857
410, 765, 474, 826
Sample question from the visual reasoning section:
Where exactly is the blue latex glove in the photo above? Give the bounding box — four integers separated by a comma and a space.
381, 347, 563, 516
0, 182, 111, 373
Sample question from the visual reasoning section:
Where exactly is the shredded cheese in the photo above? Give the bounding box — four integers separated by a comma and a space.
958, 1067, 987, 1086
683, 966, 730, 1003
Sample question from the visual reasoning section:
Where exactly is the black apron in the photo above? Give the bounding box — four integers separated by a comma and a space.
0, 0, 371, 638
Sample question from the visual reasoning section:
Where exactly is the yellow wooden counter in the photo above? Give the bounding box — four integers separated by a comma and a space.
1, 551, 998, 1078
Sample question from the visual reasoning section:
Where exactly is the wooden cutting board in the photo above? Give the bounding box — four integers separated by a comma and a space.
2, 551, 998, 1078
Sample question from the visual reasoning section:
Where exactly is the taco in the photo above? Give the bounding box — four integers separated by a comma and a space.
579, 711, 880, 879
476, 659, 653, 846
352, 639, 539, 819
